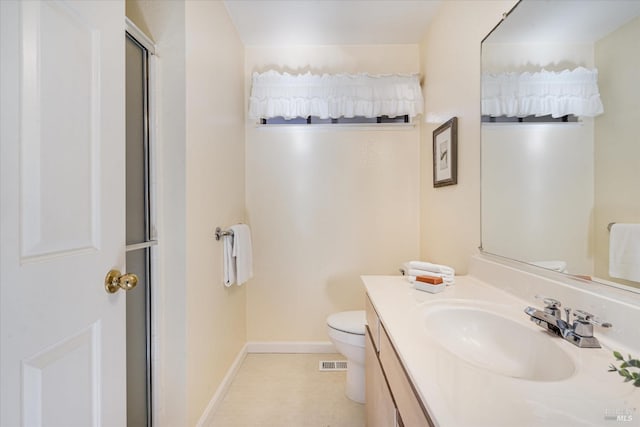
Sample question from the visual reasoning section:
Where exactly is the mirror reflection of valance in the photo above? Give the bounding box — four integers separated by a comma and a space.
248, 70, 424, 120
482, 67, 604, 118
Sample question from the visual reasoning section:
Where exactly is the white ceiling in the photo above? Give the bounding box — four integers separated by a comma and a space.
223, 0, 443, 46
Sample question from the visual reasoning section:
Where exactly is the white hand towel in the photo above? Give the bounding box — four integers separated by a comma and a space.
407, 269, 452, 280
230, 224, 253, 286
223, 234, 236, 287
609, 224, 640, 282
408, 261, 455, 276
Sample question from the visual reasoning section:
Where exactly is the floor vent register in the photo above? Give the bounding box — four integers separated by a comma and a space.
319, 360, 348, 371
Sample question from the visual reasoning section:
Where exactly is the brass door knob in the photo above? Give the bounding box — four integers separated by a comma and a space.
105, 269, 139, 294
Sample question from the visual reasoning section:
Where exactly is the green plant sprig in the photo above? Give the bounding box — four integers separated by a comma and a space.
609, 351, 640, 387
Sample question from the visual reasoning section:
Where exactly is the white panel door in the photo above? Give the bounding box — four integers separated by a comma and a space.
1, 1, 126, 426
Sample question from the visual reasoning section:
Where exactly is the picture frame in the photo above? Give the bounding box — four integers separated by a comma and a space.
432, 117, 458, 187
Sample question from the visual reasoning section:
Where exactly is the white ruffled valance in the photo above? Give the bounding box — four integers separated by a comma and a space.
482, 67, 604, 118
248, 70, 424, 120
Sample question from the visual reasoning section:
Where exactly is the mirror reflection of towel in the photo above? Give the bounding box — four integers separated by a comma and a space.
609, 224, 640, 283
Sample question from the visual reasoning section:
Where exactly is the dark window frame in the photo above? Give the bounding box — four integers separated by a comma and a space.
481, 114, 578, 123
260, 114, 411, 125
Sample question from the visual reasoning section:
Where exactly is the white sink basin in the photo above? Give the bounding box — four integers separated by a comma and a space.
422, 302, 575, 382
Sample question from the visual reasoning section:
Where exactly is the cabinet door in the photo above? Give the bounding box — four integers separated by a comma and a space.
380, 327, 433, 427
366, 327, 397, 427
366, 295, 381, 352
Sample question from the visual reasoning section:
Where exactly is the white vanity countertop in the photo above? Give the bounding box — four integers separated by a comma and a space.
362, 275, 640, 427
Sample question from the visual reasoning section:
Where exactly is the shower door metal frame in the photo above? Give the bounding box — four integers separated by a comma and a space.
125, 18, 158, 427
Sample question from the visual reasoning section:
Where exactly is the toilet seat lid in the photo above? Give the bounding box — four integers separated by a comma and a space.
327, 310, 366, 335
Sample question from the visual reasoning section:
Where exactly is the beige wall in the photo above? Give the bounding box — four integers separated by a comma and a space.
127, 1, 247, 425
245, 45, 421, 342
594, 16, 640, 288
419, 0, 517, 274
185, 1, 246, 426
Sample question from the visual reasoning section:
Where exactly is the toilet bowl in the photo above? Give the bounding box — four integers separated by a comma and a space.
326, 310, 366, 403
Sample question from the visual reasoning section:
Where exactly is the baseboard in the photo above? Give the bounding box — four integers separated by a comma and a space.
195, 343, 248, 427
246, 341, 337, 353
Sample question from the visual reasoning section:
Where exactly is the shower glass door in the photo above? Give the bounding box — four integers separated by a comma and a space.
126, 30, 156, 427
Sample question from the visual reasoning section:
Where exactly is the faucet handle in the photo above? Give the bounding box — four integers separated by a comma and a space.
535, 295, 562, 318
535, 295, 561, 308
573, 309, 612, 328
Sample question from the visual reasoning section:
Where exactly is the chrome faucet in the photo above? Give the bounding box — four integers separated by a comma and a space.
524, 297, 567, 337
524, 296, 612, 348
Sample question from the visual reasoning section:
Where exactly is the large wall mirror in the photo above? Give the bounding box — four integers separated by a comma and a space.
481, 0, 640, 292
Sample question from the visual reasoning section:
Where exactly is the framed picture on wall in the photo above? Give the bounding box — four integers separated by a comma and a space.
433, 117, 458, 187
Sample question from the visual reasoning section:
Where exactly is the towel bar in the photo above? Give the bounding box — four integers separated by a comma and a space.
607, 222, 616, 232
215, 227, 234, 241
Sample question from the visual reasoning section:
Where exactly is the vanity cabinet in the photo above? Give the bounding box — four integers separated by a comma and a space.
365, 328, 397, 426
365, 296, 381, 351
365, 295, 434, 427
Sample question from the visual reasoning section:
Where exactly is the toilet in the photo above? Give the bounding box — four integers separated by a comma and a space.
326, 310, 366, 403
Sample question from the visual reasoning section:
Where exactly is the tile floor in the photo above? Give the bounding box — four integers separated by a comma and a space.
208, 353, 365, 427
